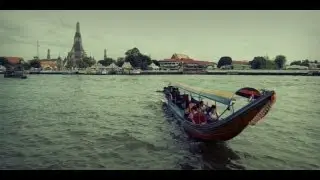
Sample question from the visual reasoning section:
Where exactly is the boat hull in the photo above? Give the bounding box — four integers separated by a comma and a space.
163, 91, 275, 142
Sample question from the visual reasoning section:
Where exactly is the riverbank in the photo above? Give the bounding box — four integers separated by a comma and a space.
1, 70, 319, 76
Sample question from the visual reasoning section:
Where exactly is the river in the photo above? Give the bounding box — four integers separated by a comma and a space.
0, 75, 319, 170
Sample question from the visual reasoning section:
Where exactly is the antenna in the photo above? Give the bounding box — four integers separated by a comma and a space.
36, 40, 40, 58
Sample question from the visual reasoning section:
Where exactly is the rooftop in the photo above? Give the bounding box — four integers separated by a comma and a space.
3, 57, 23, 65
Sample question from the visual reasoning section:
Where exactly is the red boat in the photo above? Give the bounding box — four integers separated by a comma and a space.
162, 82, 276, 142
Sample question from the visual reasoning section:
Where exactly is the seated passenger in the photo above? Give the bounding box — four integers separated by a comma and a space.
188, 102, 196, 110
193, 109, 207, 125
181, 94, 189, 109
248, 94, 255, 102
206, 105, 219, 121
198, 101, 206, 112
188, 106, 198, 122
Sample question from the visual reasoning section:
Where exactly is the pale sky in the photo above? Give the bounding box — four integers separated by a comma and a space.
0, 10, 319, 62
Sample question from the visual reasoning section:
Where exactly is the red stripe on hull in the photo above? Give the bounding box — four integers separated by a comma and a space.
184, 98, 271, 141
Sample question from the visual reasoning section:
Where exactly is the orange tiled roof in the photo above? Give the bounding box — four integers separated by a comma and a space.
5, 57, 22, 65
39, 59, 58, 68
161, 58, 213, 66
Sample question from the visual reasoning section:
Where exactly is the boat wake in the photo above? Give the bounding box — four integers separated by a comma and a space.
162, 105, 245, 170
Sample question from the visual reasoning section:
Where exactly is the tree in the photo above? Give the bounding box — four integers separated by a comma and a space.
140, 54, 152, 70
125, 47, 140, 57
98, 57, 115, 66
116, 57, 125, 67
29, 59, 41, 68
274, 55, 287, 69
315, 60, 318, 64
301, 59, 309, 67
0, 57, 8, 66
152, 60, 160, 66
22, 62, 31, 70
124, 47, 151, 70
82, 57, 96, 68
250, 56, 267, 69
290, 60, 302, 66
217, 56, 232, 68
265, 59, 276, 69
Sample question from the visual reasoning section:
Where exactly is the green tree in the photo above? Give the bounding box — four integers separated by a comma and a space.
0, 57, 8, 66
124, 47, 151, 70
83, 57, 96, 67
125, 47, 140, 57
98, 57, 115, 66
116, 57, 125, 67
22, 62, 31, 70
265, 60, 276, 69
274, 55, 287, 69
290, 60, 302, 66
152, 60, 160, 66
301, 59, 309, 67
217, 56, 232, 68
29, 59, 41, 68
250, 56, 267, 69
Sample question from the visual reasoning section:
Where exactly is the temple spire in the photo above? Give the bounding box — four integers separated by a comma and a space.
47, 49, 51, 60
104, 49, 107, 60
76, 22, 80, 33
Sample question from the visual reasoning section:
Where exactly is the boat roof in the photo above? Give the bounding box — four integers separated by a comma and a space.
170, 82, 235, 105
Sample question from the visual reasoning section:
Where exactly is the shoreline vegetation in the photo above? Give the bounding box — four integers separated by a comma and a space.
0, 47, 319, 76
1, 69, 319, 76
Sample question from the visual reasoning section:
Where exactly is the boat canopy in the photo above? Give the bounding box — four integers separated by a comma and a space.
235, 87, 261, 99
170, 82, 235, 105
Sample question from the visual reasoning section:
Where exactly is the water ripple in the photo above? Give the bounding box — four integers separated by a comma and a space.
0, 75, 319, 169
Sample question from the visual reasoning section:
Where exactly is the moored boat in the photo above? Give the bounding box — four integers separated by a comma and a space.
161, 82, 276, 142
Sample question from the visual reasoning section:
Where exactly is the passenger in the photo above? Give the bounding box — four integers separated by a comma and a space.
188, 102, 196, 111
188, 106, 198, 122
207, 105, 219, 121
184, 108, 190, 119
198, 101, 206, 112
192, 104, 207, 124
248, 94, 255, 102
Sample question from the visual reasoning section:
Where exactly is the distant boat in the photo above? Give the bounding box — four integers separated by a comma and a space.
160, 82, 276, 142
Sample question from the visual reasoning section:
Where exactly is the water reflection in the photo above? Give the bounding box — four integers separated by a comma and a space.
194, 142, 245, 170
162, 103, 244, 170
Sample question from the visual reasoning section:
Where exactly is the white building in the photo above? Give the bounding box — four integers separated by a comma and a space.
285, 65, 309, 70
148, 62, 160, 70
121, 62, 133, 74
0, 65, 6, 71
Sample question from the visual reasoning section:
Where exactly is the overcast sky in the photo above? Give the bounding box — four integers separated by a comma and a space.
0, 10, 319, 62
